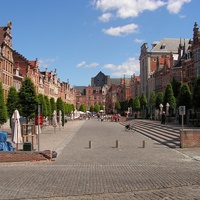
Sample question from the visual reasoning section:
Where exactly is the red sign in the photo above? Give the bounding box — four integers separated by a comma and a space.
35, 114, 43, 125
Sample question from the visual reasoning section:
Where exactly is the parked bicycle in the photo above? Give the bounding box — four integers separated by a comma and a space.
124, 124, 136, 132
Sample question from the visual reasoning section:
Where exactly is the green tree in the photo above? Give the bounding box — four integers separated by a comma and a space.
140, 92, 148, 118
115, 101, 121, 113
56, 97, 64, 112
99, 103, 104, 111
65, 103, 74, 114
18, 77, 37, 122
140, 92, 148, 109
192, 75, 200, 111
149, 91, 156, 109
156, 92, 164, 109
120, 100, 128, 113
44, 95, 51, 118
94, 104, 100, 113
177, 83, 192, 110
164, 84, 176, 113
7, 87, 19, 122
79, 104, 86, 112
128, 98, 134, 108
133, 96, 140, 118
90, 105, 94, 113
149, 91, 156, 118
171, 77, 181, 99
50, 97, 56, 114
37, 94, 47, 116
0, 82, 8, 127
133, 96, 141, 112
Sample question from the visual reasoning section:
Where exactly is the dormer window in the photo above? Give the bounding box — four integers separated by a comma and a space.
160, 43, 166, 49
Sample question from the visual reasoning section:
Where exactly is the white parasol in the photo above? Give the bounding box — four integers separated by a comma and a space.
12, 109, 22, 149
52, 110, 57, 133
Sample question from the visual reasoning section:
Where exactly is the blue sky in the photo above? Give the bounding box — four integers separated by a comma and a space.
0, 0, 199, 86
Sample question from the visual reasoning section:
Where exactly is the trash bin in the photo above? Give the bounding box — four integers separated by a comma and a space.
23, 142, 32, 151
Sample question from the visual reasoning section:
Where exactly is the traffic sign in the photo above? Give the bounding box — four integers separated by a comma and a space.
179, 106, 185, 115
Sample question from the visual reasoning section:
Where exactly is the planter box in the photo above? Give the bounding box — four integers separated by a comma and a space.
180, 129, 200, 148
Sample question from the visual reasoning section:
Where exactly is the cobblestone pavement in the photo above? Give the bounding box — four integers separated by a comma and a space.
1, 118, 200, 200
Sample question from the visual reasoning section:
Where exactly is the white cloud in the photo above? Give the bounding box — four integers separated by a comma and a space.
103, 57, 140, 77
179, 14, 186, 18
134, 38, 145, 43
103, 23, 139, 36
99, 13, 113, 22
93, 0, 166, 20
77, 61, 99, 68
86, 62, 99, 68
166, 0, 191, 14
77, 61, 86, 68
92, 0, 191, 20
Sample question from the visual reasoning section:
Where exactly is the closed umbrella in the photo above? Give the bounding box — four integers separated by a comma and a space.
12, 109, 22, 150
52, 110, 57, 134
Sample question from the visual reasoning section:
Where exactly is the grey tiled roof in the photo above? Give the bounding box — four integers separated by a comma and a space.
151, 38, 190, 53
110, 78, 121, 86
74, 86, 86, 94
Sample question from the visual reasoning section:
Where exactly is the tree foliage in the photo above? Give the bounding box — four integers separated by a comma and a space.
149, 91, 156, 109
171, 77, 181, 99
90, 105, 94, 113
115, 101, 121, 113
6, 86, 19, 118
177, 83, 192, 110
156, 92, 164, 109
79, 104, 86, 112
128, 98, 134, 109
18, 77, 37, 122
44, 95, 51, 117
192, 75, 200, 110
94, 104, 100, 113
50, 97, 56, 114
133, 96, 141, 112
120, 100, 128, 112
140, 92, 147, 109
0, 82, 8, 126
37, 94, 47, 116
164, 84, 176, 110
56, 97, 64, 112
99, 103, 104, 111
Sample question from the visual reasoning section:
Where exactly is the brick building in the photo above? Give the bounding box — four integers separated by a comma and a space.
0, 21, 76, 108
0, 21, 14, 98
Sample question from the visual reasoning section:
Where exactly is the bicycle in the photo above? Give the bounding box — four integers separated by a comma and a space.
124, 124, 136, 132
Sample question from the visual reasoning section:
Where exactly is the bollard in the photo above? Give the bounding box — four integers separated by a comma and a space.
116, 140, 119, 148
89, 141, 92, 148
142, 140, 145, 148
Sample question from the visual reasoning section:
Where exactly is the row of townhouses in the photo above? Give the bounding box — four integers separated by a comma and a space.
70, 21, 200, 113
0, 21, 75, 106
0, 21, 200, 114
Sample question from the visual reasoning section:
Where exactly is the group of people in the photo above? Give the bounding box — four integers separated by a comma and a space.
97, 113, 121, 122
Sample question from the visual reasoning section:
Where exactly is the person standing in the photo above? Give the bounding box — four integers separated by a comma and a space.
161, 111, 166, 124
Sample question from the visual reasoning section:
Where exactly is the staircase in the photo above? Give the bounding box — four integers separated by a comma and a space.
122, 120, 181, 148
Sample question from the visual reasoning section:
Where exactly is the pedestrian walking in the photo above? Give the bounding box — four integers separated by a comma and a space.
161, 111, 166, 124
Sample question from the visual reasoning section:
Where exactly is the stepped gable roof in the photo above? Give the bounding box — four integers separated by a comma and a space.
0, 26, 6, 44
151, 38, 190, 53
